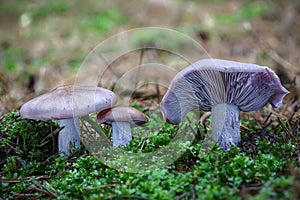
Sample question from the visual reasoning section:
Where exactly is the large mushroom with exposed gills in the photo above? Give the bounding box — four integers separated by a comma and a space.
20, 85, 117, 156
160, 58, 289, 151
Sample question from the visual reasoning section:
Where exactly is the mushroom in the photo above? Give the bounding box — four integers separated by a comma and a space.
160, 59, 289, 151
20, 85, 117, 156
97, 106, 148, 147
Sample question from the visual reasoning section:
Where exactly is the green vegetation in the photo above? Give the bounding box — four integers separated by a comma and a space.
81, 9, 128, 33
213, 1, 272, 25
30, 2, 69, 20
1, 47, 25, 74
0, 111, 60, 175
1, 0, 299, 199
1, 109, 299, 199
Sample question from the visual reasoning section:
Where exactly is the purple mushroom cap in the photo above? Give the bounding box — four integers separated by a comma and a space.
161, 58, 289, 124
161, 58, 289, 151
97, 106, 148, 147
20, 85, 118, 156
20, 85, 117, 120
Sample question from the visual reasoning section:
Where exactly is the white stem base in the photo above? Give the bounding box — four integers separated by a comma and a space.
212, 103, 240, 151
111, 121, 132, 147
59, 118, 81, 156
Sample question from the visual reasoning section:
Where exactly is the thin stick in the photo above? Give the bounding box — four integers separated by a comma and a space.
186, 116, 197, 137
13, 194, 42, 199
0, 178, 21, 183
43, 180, 58, 194
83, 183, 116, 190
32, 179, 58, 198
168, 183, 184, 195
156, 83, 160, 102
81, 115, 110, 144
110, 195, 150, 200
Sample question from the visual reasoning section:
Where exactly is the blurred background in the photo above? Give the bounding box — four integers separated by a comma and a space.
1, 0, 299, 115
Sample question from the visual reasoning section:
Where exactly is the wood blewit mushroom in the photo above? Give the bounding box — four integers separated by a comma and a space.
97, 106, 148, 147
161, 59, 289, 151
20, 85, 117, 156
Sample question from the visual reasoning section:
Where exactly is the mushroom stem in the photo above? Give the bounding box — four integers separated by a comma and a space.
59, 118, 81, 156
111, 121, 132, 147
211, 103, 240, 151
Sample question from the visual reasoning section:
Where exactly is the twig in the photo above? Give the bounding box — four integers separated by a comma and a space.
135, 137, 147, 151
203, 120, 208, 136
43, 180, 58, 194
186, 116, 197, 137
192, 171, 198, 200
175, 192, 191, 200
277, 117, 298, 143
39, 126, 62, 147
0, 175, 50, 183
110, 195, 150, 200
33, 175, 51, 181
268, 108, 289, 121
156, 83, 161, 102
289, 105, 300, 123
31, 179, 58, 198
262, 112, 273, 127
3, 140, 18, 153
51, 121, 58, 153
83, 183, 116, 190
240, 183, 262, 198
81, 115, 111, 144
199, 112, 211, 125
41, 152, 60, 165
13, 194, 43, 199
168, 183, 185, 195
28, 185, 49, 195
0, 178, 21, 183
14, 156, 26, 166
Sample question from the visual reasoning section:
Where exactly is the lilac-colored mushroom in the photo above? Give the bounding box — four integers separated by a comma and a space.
20, 85, 117, 156
161, 59, 289, 151
97, 106, 148, 147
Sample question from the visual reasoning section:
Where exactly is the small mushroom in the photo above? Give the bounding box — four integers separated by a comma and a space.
161, 59, 289, 151
97, 106, 148, 147
20, 85, 117, 156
